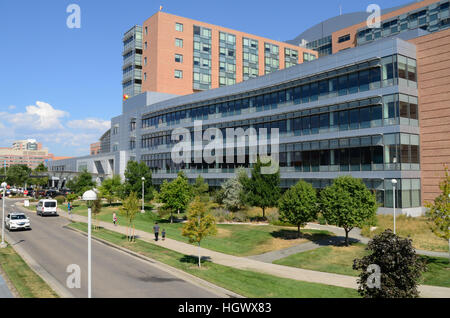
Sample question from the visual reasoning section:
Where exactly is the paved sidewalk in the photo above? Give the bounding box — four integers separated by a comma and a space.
304, 223, 449, 258
0, 272, 14, 298
45, 205, 449, 298
248, 236, 360, 263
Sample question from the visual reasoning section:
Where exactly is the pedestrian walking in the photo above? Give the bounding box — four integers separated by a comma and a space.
162, 229, 166, 241
113, 212, 117, 226
68, 202, 72, 218
153, 223, 160, 241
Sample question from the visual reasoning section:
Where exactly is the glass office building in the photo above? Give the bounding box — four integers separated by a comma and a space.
115, 37, 420, 215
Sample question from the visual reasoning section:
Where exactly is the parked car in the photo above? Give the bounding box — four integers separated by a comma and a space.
5, 212, 31, 231
45, 189, 63, 198
36, 199, 58, 216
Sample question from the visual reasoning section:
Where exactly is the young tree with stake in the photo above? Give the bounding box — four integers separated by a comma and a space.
182, 197, 217, 267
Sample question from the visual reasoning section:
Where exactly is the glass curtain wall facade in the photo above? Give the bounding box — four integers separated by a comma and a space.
243, 37, 259, 80
264, 43, 280, 74
219, 32, 237, 87
285, 48, 299, 68
193, 25, 212, 90
357, 0, 450, 45
122, 26, 143, 97
139, 50, 419, 209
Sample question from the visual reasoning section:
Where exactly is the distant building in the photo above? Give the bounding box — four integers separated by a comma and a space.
90, 142, 101, 155
0, 140, 70, 170
12, 139, 42, 151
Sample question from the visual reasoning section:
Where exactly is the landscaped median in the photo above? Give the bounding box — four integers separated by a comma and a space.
0, 243, 58, 298
57, 201, 334, 257
274, 242, 450, 288
67, 221, 359, 298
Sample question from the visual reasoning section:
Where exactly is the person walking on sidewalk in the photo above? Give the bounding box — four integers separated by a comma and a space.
113, 212, 117, 226
68, 202, 72, 219
162, 229, 166, 241
153, 223, 160, 241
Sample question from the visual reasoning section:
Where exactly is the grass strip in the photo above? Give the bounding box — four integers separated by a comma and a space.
274, 243, 450, 288
62, 202, 333, 257
0, 244, 58, 298
68, 222, 359, 298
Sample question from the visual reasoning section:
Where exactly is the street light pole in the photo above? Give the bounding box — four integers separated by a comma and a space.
392, 179, 397, 235
141, 177, 145, 213
1, 182, 7, 248
82, 189, 97, 299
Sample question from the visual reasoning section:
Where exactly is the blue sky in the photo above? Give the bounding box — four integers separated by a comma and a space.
0, 0, 410, 156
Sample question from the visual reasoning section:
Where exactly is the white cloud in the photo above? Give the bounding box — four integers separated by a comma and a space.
67, 118, 111, 131
0, 101, 109, 157
2, 101, 68, 131
8, 105, 16, 110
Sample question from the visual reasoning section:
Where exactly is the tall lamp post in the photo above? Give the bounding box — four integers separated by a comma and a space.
1, 182, 7, 248
141, 177, 145, 213
82, 189, 97, 298
392, 179, 398, 235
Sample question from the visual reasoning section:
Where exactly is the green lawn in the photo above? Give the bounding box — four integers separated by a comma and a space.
68, 222, 359, 298
0, 244, 58, 298
63, 201, 333, 257
361, 215, 449, 252
274, 243, 450, 288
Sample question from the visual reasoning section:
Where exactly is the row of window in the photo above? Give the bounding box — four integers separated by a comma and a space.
141, 54, 416, 130
357, 0, 450, 45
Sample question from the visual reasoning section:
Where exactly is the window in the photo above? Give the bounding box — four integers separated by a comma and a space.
145, 26, 148, 35
175, 23, 183, 32
175, 38, 183, 48
144, 57, 147, 65
144, 72, 147, 81
174, 70, 183, 79
144, 42, 148, 50
175, 54, 183, 63
338, 34, 350, 43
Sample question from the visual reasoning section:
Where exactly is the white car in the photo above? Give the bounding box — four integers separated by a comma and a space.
5, 213, 31, 231
36, 199, 58, 216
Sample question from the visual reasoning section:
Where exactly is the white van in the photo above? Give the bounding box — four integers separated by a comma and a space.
36, 199, 58, 216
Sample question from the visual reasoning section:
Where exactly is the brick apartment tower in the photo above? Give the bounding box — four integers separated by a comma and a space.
122, 11, 318, 97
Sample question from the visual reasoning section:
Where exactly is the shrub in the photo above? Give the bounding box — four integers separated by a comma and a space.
353, 229, 427, 298
232, 211, 249, 222
211, 208, 233, 223
266, 209, 280, 224
317, 213, 327, 225
55, 195, 66, 205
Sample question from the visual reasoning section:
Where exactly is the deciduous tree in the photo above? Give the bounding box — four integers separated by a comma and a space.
119, 192, 139, 242
242, 159, 280, 219
425, 165, 450, 260
320, 176, 377, 246
278, 180, 318, 237
99, 175, 122, 206
158, 172, 192, 223
123, 161, 153, 201
182, 197, 217, 267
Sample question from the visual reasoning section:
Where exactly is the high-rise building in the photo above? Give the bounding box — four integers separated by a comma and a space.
1, 141, 70, 170
122, 11, 318, 97
12, 139, 42, 151
50, 0, 450, 216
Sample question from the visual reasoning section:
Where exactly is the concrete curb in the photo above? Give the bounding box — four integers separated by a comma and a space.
5, 233, 74, 298
64, 225, 243, 299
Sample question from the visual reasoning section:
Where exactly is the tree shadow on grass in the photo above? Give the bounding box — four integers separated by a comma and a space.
270, 229, 332, 241
179, 255, 211, 266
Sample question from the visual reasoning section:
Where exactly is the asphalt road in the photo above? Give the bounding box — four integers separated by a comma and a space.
0, 199, 218, 298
